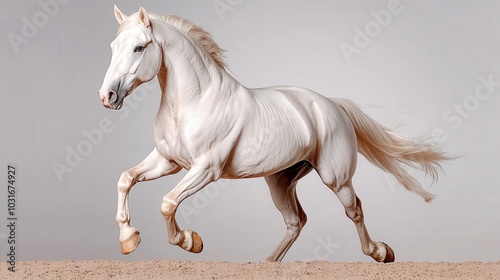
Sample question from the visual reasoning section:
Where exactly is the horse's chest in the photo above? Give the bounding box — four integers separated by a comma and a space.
154, 127, 194, 170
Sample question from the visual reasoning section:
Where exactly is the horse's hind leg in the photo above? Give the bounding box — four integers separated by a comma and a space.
321, 176, 395, 262
264, 161, 313, 262
314, 115, 395, 262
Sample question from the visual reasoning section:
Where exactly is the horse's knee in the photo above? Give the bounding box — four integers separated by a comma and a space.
117, 171, 134, 193
160, 197, 177, 217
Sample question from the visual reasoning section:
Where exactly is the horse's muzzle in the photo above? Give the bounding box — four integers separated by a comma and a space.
100, 89, 123, 110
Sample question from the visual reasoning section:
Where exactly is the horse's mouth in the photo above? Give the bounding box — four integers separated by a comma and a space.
126, 86, 133, 94
114, 101, 124, 110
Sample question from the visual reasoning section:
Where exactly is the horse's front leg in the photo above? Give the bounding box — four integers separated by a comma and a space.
160, 160, 216, 253
116, 148, 181, 254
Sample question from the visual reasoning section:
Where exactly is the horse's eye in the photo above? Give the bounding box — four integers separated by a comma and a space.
134, 46, 145, 53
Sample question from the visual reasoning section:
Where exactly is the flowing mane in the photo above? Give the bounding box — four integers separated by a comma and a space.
117, 13, 226, 69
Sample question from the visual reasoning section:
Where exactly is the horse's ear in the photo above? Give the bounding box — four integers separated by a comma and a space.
138, 6, 150, 28
114, 4, 128, 24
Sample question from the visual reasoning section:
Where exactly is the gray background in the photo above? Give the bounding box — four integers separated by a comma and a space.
1, 0, 499, 262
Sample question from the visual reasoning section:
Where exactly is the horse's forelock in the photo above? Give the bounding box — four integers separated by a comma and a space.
116, 14, 142, 36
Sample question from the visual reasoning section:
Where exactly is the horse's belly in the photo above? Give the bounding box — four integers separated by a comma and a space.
222, 124, 314, 179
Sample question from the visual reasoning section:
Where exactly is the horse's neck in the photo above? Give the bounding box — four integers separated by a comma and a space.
156, 33, 239, 117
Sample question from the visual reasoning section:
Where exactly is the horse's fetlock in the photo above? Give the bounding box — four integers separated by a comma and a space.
169, 232, 184, 246
116, 213, 128, 224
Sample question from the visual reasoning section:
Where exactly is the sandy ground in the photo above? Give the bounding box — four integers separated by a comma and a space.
1, 260, 499, 280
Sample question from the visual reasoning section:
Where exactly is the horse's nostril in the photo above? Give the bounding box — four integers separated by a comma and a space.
108, 91, 118, 104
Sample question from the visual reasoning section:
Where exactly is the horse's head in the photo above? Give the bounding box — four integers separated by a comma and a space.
99, 5, 161, 110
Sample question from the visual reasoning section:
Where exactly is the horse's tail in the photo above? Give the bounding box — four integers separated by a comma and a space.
332, 98, 452, 202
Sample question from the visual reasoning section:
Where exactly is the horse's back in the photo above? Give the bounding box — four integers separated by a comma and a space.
252, 86, 355, 142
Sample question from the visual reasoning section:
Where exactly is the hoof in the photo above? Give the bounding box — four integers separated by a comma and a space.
121, 231, 141, 255
382, 242, 395, 263
189, 231, 203, 253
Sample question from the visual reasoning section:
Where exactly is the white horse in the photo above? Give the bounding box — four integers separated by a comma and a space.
99, 6, 450, 263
